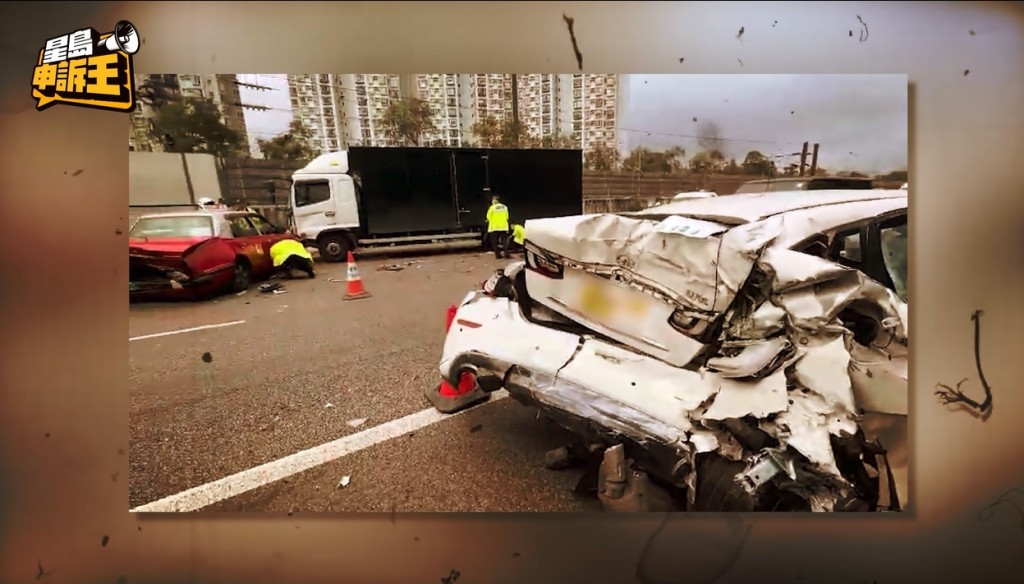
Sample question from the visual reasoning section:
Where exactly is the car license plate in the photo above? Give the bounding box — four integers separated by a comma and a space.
576, 275, 652, 323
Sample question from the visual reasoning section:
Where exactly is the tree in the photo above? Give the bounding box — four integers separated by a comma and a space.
585, 142, 620, 172
880, 170, 908, 182
380, 98, 437, 146
689, 151, 716, 174
501, 120, 535, 148
470, 116, 502, 147
149, 97, 244, 158
723, 158, 742, 175
742, 150, 775, 176
538, 133, 576, 149
470, 116, 540, 148
624, 147, 686, 174
664, 146, 687, 173
258, 119, 319, 161
136, 75, 180, 109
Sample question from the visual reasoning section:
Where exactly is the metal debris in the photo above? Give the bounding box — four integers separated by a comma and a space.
735, 448, 796, 494
377, 259, 425, 272
259, 282, 284, 294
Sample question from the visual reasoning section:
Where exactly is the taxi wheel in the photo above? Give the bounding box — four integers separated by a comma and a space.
231, 261, 251, 293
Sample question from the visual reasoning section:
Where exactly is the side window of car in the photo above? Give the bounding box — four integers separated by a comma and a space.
229, 216, 258, 238
247, 214, 277, 236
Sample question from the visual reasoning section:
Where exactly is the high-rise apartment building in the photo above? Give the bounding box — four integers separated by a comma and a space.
287, 74, 344, 153
128, 74, 179, 152
127, 74, 250, 154
178, 74, 249, 143
515, 74, 559, 140
458, 74, 514, 139
456, 73, 621, 154
289, 73, 405, 153
282, 73, 623, 156
410, 74, 462, 147
337, 73, 403, 148
565, 73, 618, 153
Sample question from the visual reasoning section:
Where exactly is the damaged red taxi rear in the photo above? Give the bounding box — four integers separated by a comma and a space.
129, 209, 295, 301
431, 189, 909, 512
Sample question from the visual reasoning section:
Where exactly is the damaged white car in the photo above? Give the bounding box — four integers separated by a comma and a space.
427, 189, 908, 512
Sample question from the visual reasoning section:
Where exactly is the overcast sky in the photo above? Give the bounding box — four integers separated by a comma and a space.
238, 74, 907, 174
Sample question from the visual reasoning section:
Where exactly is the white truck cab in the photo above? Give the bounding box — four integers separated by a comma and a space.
291, 151, 361, 262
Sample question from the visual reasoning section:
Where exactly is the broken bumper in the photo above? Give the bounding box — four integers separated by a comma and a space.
129, 267, 231, 301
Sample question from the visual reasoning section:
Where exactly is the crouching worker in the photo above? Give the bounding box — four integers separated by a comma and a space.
509, 223, 526, 254
270, 239, 316, 279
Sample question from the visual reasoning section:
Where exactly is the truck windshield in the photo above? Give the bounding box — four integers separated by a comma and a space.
129, 216, 214, 238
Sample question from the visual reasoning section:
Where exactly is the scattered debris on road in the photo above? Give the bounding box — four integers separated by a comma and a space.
346, 418, 368, 428
324, 402, 334, 409
337, 475, 351, 488
377, 259, 425, 272
259, 282, 284, 294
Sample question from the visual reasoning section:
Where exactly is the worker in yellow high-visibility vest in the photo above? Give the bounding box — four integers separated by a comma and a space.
270, 238, 316, 279
509, 223, 526, 255
485, 195, 511, 259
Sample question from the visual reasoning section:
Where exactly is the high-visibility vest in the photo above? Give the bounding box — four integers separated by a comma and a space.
270, 239, 313, 268
512, 224, 526, 245
486, 203, 510, 232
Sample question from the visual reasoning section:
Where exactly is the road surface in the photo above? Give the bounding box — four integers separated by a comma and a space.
129, 250, 599, 512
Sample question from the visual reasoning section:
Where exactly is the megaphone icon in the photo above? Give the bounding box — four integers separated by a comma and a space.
98, 20, 140, 55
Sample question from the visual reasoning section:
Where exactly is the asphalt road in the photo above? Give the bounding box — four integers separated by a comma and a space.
129, 250, 597, 512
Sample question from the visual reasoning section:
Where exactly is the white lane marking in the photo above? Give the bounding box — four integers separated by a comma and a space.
129, 320, 246, 342
131, 390, 510, 512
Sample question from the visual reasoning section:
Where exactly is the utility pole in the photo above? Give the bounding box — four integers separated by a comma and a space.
809, 143, 820, 176
799, 141, 809, 176
510, 74, 520, 146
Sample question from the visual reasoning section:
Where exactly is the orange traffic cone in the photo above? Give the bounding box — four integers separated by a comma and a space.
343, 251, 372, 301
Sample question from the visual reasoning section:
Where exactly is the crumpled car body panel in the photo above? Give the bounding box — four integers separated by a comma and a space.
438, 190, 909, 512
128, 237, 238, 301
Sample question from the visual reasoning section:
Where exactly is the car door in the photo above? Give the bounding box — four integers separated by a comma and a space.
827, 212, 908, 420
829, 211, 907, 297
226, 214, 270, 276
247, 213, 291, 258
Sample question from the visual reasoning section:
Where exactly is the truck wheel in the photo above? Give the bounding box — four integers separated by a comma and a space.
317, 234, 349, 263
231, 261, 251, 293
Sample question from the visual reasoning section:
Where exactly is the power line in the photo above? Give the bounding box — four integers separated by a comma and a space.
616, 127, 804, 146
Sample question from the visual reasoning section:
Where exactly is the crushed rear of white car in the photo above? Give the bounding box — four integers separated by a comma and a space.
426, 189, 908, 513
